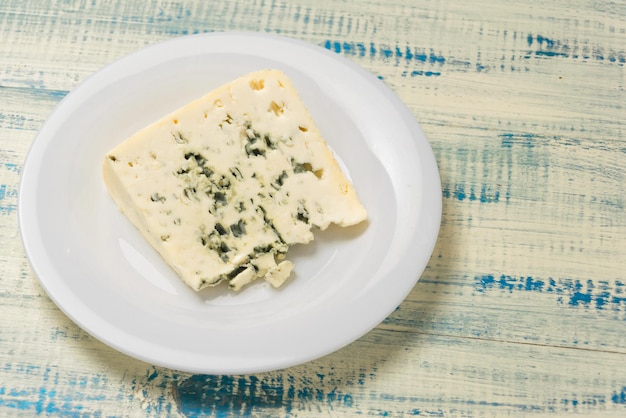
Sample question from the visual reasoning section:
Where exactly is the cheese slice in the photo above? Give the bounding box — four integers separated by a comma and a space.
103, 69, 367, 291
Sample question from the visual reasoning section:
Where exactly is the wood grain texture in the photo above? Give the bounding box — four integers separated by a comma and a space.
1, 0, 625, 416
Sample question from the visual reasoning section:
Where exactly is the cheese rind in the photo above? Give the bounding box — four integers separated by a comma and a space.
103, 69, 367, 291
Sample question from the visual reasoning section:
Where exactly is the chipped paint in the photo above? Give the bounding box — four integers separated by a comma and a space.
1, 0, 625, 416
474, 274, 626, 314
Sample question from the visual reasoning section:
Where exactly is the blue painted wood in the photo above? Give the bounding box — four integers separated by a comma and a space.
1, 0, 625, 416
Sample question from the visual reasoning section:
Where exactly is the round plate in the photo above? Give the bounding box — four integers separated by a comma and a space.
18, 32, 441, 374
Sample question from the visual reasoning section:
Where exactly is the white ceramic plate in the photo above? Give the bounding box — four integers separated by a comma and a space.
19, 32, 441, 374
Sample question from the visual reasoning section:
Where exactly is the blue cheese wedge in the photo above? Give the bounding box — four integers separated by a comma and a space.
103, 69, 367, 291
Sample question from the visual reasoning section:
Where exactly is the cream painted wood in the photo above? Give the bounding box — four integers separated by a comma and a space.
1, 0, 624, 416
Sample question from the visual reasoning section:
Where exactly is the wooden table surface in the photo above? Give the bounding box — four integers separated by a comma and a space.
2, 0, 625, 416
